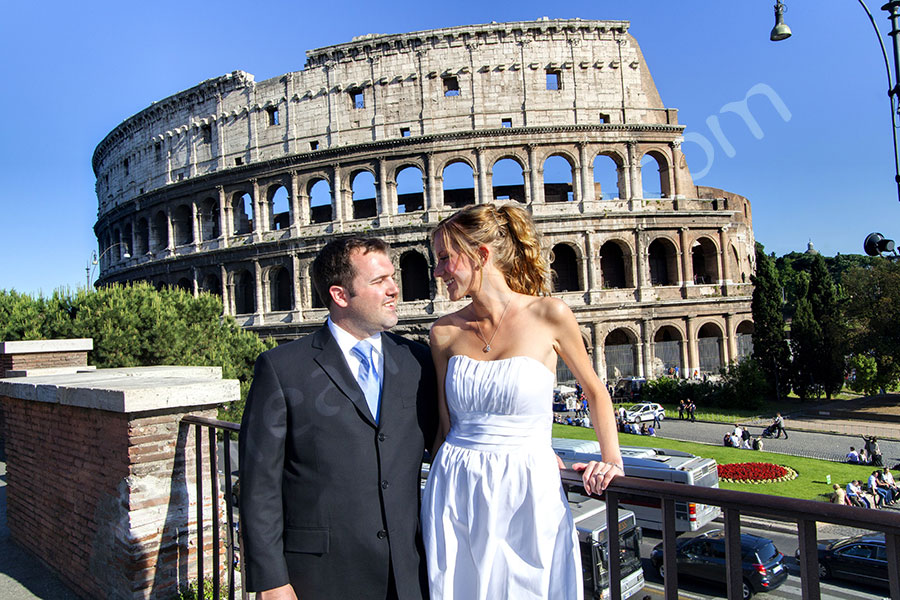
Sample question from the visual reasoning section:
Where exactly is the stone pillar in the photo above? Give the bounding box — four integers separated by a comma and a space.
0, 339, 93, 379
290, 171, 303, 232
591, 322, 605, 381
291, 254, 303, 312
626, 142, 638, 201
671, 139, 684, 198
685, 316, 698, 378
725, 313, 737, 365
634, 327, 645, 379
191, 201, 200, 247
679, 227, 691, 297
578, 143, 594, 205
585, 231, 601, 303
332, 167, 344, 223
0, 366, 238, 600
220, 265, 231, 316
641, 318, 652, 378
251, 179, 264, 234
527, 144, 543, 205
424, 153, 439, 212
719, 227, 731, 292
253, 260, 264, 323
217, 186, 229, 247
475, 148, 487, 204
192, 267, 200, 297
377, 159, 391, 216
634, 227, 646, 300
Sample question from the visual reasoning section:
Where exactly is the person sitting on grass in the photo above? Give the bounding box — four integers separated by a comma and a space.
846, 480, 871, 508
846, 447, 860, 464
830, 483, 848, 505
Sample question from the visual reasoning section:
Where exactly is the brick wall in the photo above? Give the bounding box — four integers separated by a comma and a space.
0, 351, 88, 378
0, 366, 236, 599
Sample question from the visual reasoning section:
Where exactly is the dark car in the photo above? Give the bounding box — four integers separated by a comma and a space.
650, 529, 788, 599
795, 532, 888, 589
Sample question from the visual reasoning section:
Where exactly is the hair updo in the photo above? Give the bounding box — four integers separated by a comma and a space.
431, 203, 550, 296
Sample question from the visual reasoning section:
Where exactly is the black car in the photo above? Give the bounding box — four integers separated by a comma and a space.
650, 529, 788, 599
795, 532, 889, 589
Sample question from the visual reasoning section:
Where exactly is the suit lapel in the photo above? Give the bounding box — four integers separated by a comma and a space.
311, 325, 377, 427
379, 333, 406, 425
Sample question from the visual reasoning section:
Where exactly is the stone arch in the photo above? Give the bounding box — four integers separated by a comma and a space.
200, 273, 221, 296
232, 192, 253, 235
442, 159, 476, 209
308, 178, 333, 224
122, 223, 133, 257
172, 204, 193, 246
175, 277, 193, 293
604, 327, 638, 381
599, 239, 633, 289
268, 265, 293, 312
550, 243, 581, 292
491, 157, 526, 203
653, 325, 684, 377
399, 251, 430, 301
640, 149, 672, 199
351, 169, 377, 219
199, 197, 219, 241
234, 269, 256, 314
543, 153, 575, 203
267, 184, 291, 230
395, 165, 425, 213
691, 236, 720, 284
112, 228, 122, 261
648, 237, 678, 286
592, 151, 624, 200
151, 210, 169, 251
135, 217, 149, 255
736, 320, 755, 359
697, 321, 724, 373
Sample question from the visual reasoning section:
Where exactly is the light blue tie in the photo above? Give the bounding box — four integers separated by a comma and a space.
351, 340, 381, 423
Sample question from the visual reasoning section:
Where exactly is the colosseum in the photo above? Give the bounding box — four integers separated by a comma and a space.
92, 18, 755, 383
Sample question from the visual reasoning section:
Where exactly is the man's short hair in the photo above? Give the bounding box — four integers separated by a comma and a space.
312, 237, 390, 309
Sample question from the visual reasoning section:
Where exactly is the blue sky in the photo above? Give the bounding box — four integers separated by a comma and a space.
2, 0, 897, 295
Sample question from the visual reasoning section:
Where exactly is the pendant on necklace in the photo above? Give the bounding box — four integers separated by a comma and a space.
482, 344, 491, 353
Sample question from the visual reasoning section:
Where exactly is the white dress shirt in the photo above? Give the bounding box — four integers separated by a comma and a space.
327, 317, 384, 385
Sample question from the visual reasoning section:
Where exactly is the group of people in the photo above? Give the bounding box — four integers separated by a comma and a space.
238, 203, 623, 600
847, 435, 884, 466
833, 468, 900, 509
677, 399, 697, 421
722, 424, 763, 450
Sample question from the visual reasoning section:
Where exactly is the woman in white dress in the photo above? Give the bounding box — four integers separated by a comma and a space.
421, 203, 624, 600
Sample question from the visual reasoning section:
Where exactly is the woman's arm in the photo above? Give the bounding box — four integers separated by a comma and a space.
544, 297, 624, 495
428, 322, 453, 458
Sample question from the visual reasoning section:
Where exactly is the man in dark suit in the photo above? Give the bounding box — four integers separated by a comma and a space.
239, 237, 437, 600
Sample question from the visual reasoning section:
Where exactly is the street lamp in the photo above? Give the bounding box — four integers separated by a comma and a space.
772, 0, 900, 205
86, 243, 131, 288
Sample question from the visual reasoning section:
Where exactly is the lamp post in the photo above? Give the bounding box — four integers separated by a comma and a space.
772, 0, 900, 205
86, 243, 131, 289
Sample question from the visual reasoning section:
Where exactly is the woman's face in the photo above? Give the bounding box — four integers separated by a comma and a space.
433, 232, 477, 301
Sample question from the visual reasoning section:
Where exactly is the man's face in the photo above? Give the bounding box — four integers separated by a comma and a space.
333, 249, 399, 339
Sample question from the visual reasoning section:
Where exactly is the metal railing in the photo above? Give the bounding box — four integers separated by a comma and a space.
558, 469, 900, 600
181, 415, 247, 600
181, 413, 900, 600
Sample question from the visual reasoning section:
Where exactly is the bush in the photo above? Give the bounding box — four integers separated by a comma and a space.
640, 358, 766, 410
0, 284, 275, 424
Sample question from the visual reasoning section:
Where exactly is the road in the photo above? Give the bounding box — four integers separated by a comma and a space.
633, 521, 889, 600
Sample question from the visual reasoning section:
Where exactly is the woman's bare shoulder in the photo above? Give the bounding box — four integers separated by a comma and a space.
527, 295, 574, 323
430, 308, 469, 350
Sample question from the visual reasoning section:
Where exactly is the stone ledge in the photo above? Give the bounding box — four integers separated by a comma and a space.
0, 338, 93, 354
5, 366, 97, 378
0, 366, 237, 414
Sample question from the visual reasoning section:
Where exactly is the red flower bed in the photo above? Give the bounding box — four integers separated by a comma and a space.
718, 462, 794, 483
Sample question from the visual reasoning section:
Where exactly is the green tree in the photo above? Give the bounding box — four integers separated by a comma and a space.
790, 295, 822, 401
805, 254, 846, 399
844, 260, 900, 393
750, 245, 790, 399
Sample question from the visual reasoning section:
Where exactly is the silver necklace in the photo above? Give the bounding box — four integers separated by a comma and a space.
473, 296, 512, 353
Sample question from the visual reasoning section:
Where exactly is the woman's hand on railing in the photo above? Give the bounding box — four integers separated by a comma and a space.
572, 460, 625, 496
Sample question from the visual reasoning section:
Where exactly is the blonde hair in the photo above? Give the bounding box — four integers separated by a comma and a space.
431, 203, 550, 296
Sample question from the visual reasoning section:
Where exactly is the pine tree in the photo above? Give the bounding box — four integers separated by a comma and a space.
790, 295, 822, 400
806, 254, 846, 399
750, 245, 790, 399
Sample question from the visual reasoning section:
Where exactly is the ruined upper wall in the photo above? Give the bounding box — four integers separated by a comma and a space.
93, 19, 675, 217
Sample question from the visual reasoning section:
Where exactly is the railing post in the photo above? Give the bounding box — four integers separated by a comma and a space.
195, 424, 204, 589
208, 426, 221, 599
722, 508, 742, 600
661, 498, 679, 600
223, 435, 236, 600
887, 531, 900, 600
605, 491, 622, 600
797, 518, 820, 600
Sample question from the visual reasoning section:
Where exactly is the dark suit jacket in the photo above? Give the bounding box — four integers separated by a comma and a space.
239, 325, 437, 600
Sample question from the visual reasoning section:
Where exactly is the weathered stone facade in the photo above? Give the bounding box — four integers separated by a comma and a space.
93, 19, 755, 380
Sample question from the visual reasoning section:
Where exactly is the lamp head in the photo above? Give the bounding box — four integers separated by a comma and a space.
770, 1, 792, 41
864, 232, 896, 256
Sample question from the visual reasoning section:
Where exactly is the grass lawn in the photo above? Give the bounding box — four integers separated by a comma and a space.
553, 424, 886, 502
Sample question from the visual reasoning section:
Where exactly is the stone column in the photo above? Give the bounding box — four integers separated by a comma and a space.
0, 366, 238, 600
192, 267, 200, 296
578, 142, 594, 206
251, 179, 264, 234
671, 139, 684, 197
378, 159, 391, 216
290, 171, 303, 232
634, 227, 646, 300
332, 166, 344, 223
626, 142, 638, 201
291, 254, 303, 312
641, 318, 653, 378
724, 313, 737, 365
165, 207, 174, 252
475, 148, 487, 204
591, 322, 605, 381
217, 186, 229, 246
719, 227, 731, 291
527, 144, 543, 205
684, 316, 697, 378
679, 227, 691, 297
220, 265, 231, 316
191, 201, 200, 247
253, 260, 264, 323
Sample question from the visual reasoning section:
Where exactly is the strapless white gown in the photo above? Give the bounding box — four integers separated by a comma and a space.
421, 355, 582, 600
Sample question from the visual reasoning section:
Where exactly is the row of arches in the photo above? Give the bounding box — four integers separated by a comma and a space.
99, 145, 680, 264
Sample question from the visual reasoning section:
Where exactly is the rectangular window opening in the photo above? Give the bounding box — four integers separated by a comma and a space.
154, 143, 162, 161
501, 118, 512, 128
235, 157, 243, 166
546, 70, 561, 91
599, 113, 610, 124
124, 158, 129, 176
267, 107, 280, 126
310, 140, 319, 151
201, 124, 212, 143
351, 90, 365, 109
443, 76, 460, 97
400, 127, 411, 137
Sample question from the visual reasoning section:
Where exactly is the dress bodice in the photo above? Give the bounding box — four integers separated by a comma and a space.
444, 354, 554, 451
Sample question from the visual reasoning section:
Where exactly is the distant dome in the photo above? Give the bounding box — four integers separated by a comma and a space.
806, 241, 819, 255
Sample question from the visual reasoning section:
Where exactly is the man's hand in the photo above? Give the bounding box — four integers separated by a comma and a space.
258, 584, 298, 600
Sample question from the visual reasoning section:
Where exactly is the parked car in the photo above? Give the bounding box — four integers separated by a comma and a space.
612, 377, 646, 401
795, 532, 889, 589
650, 529, 788, 599
623, 402, 665, 423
